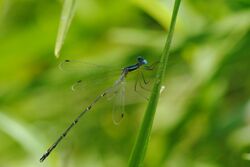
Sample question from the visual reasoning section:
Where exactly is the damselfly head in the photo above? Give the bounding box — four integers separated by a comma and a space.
137, 56, 148, 65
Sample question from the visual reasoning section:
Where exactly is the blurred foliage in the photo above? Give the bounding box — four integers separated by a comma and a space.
0, 0, 249, 167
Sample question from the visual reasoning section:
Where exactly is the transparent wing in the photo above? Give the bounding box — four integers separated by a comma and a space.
59, 59, 121, 92
59, 59, 113, 72
71, 79, 84, 91
112, 80, 126, 125
55, 0, 76, 57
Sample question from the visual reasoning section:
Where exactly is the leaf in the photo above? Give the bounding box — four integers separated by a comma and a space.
54, 0, 76, 58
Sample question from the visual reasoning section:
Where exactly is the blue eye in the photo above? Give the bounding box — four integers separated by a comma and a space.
137, 56, 147, 64
142, 59, 148, 64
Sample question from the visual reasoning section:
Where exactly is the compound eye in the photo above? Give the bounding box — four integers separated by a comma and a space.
137, 56, 148, 65
142, 59, 148, 65
137, 56, 143, 62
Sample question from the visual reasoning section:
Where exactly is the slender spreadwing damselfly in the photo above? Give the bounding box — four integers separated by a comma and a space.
40, 56, 157, 162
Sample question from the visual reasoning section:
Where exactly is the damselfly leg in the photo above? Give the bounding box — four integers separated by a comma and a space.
133, 61, 159, 100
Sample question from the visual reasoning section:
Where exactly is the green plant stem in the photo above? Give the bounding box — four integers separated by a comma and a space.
128, 0, 182, 166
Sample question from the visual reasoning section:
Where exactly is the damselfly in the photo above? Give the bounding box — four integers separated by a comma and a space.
40, 56, 156, 162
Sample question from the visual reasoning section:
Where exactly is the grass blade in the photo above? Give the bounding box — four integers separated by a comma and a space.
54, 0, 76, 58
128, 0, 182, 166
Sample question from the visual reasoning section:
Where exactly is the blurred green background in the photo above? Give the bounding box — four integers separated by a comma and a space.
0, 0, 250, 167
